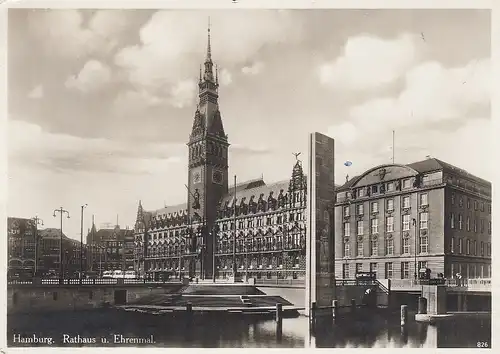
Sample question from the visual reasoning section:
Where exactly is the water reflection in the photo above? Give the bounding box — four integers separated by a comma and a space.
7, 309, 490, 348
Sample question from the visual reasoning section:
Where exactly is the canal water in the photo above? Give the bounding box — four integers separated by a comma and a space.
8, 309, 490, 348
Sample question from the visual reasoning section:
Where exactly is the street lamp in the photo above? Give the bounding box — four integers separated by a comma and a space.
53, 207, 70, 282
412, 218, 418, 283
80, 204, 88, 282
31, 216, 44, 276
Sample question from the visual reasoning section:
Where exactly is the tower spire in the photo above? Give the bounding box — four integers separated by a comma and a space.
206, 17, 212, 62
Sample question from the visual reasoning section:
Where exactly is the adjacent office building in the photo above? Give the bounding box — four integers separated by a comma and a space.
334, 159, 492, 280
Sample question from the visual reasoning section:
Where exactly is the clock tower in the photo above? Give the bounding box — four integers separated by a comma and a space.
187, 23, 229, 229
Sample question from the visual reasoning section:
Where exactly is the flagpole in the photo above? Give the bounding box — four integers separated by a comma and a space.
392, 130, 395, 163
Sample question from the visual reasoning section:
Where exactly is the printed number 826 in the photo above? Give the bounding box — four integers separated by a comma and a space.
477, 342, 489, 348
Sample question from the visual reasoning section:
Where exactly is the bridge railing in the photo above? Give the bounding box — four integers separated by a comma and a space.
7, 278, 183, 286
389, 278, 491, 292
253, 278, 305, 287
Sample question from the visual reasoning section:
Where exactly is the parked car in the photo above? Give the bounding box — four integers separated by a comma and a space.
112, 270, 125, 279
102, 271, 113, 279
124, 270, 137, 279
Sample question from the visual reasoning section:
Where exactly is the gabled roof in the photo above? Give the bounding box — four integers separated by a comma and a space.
222, 179, 291, 207
150, 203, 188, 218
39, 228, 69, 239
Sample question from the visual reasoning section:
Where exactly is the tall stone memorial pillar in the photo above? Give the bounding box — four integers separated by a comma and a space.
305, 132, 336, 317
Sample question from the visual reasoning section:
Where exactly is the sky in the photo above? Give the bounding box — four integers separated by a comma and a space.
7, 9, 491, 241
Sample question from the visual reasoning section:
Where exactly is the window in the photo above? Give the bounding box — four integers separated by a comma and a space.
420, 193, 428, 206
487, 243, 491, 256
451, 213, 455, 229
371, 219, 379, 234
358, 188, 365, 198
459, 197, 463, 208
356, 263, 363, 274
450, 237, 454, 254
357, 240, 364, 257
474, 240, 477, 256
357, 221, 364, 235
488, 204, 491, 214
474, 219, 477, 233
418, 261, 428, 271
385, 238, 394, 255
402, 196, 411, 209
401, 262, 410, 279
481, 241, 484, 256
342, 264, 350, 279
402, 237, 410, 254
488, 221, 491, 235
372, 185, 378, 194
370, 239, 378, 256
451, 193, 455, 205
420, 233, 428, 253
481, 202, 485, 212
385, 263, 393, 279
474, 201, 478, 210
458, 214, 463, 230
459, 238, 463, 254
420, 212, 428, 229
343, 223, 350, 236
371, 202, 379, 213
403, 179, 411, 189
481, 219, 485, 233
467, 198, 470, 209
370, 263, 377, 277
402, 215, 410, 231
387, 183, 394, 192
386, 216, 394, 232
343, 205, 350, 217
357, 204, 364, 215
386, 199, 394, 211
344, 241, 350, 258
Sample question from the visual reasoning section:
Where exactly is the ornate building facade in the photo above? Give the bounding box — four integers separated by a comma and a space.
133, 28, 308, 281
86, 220, 135, 274
334, 158, 492, 280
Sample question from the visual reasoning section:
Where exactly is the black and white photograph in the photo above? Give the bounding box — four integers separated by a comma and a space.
3, 2, 493, 349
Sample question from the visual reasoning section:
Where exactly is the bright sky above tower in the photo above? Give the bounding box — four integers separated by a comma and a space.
7, 9, 491, 240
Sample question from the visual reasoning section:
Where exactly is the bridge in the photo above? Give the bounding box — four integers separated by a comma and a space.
388, 278, 491, 294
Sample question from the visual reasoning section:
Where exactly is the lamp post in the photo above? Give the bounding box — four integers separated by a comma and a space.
212, 224, 217, 283
412, 218, 417, 283
80, 204, 88, 282
53, 207, 70, 282
31, 216, 44, 276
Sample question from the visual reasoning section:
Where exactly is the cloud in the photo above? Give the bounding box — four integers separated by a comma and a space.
27, 9, 135, 58
348, 58, 490, 130
169, 79, 197, 108
242, 62, 265, 75
114, 10, 302, 90
28, 85, 43, 99
8, 120, 185, 174
219, 68, 232, 86
326, 57, 491, 183
65, 60, 112, 92
319, 33, 419, 91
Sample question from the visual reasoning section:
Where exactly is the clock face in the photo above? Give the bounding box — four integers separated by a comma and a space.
212, 170, 223, 185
